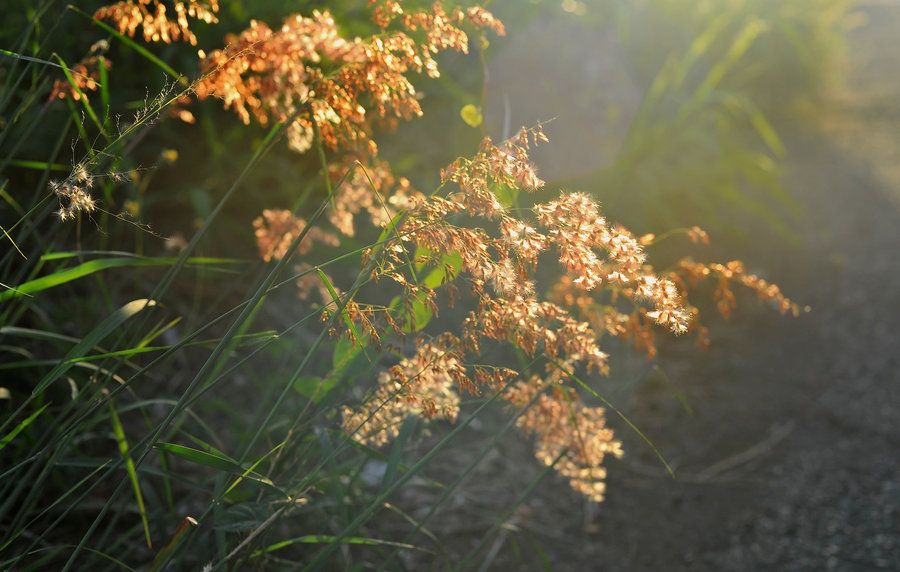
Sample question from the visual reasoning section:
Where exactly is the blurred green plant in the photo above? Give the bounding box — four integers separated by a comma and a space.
599, 0, 856, 236
618, 0, 856, 116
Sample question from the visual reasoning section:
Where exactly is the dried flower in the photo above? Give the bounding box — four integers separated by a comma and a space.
673, 258, 800, 318
252, 209, 339, 262
50, 165, 98, 222
194, 3, 502, 155
341, 337, 464, 446
506, 375, 623, 502
328, 158, 422, 237
94, 0, 219, 46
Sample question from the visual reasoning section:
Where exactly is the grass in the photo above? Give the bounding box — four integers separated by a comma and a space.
0, 0, 846, 569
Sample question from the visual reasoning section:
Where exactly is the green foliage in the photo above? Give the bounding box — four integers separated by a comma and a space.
617, 0, 854, 115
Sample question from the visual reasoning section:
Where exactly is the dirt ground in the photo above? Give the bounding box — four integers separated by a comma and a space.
388, 3, 900, 570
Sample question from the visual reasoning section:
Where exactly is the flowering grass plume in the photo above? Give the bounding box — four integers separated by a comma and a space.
324, 125, 798, 501
193, 1, 502, 154
94, 0, 219, 45
49, 165, 98, 222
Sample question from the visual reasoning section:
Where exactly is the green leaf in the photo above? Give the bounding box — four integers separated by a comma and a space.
420, 250, 463, 289
331, 332, 370, 377
407, 296, 433, 332
376, 210, 406, 247
389, 294, 433, 333
460, 104, 483, 128
493, 183, 519, 210
154, 442, 276, 489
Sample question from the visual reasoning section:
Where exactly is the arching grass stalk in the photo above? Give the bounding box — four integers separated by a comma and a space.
58, 107, 323, 570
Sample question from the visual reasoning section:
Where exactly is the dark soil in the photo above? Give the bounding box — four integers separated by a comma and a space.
388, 3, 900, 570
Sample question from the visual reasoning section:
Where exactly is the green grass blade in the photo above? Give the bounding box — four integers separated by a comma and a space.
3, 159, 70, 171
108, 402, 152, 548
137, 317, 182, 349
155, 442, 246, 474
673, 13, 731, 89
249, 535, 421, 558
0, 256, 239, 302
317, 267, 370, 363
380, 416, 417, 495
376, 360, 546, 572
691, 19, 767, 108
654, 366, 695, 418
305, 383, 512, 570
0, 403, 49, 453
97, 54, 110, 130
41, 251, 241, 263
30, 298, 156, 397
458, 450, 564, 569
720, 92, 786, 157
53, 54, 107, 139
1, 225, 27, 260
0, 47, 73, 72
154, 443, 277, 490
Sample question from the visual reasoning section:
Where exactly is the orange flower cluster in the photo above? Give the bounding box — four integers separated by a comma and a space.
548, 278, 665, 358
341, 127, 695, 500
506, 372, 623, 503
250, 157, 425, 299
194, 3, 502, 154
672, 258, 800, 319
536, 193, 692, 334
337, 125, 798, 500
327, 158, 422, 237
252, 209, 339, 262
341, 338, 464, 447
94, 0, 219, 46
252, 209, 341, 300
